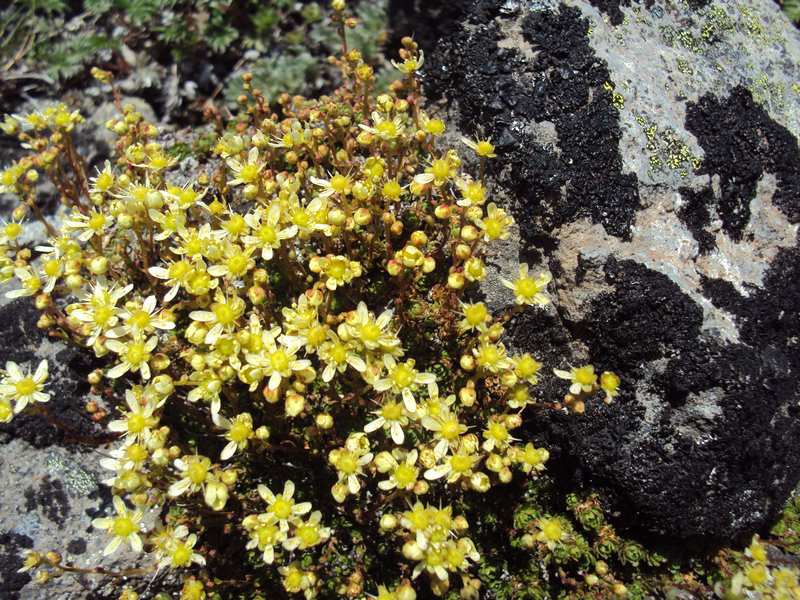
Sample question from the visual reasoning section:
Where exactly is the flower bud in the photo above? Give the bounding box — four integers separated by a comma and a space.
413, 480, 429, 495
328, 208, 346, 226
285, 391, 305, 416
500, 371, 518, 388
396, 583, 417, 600
460, 225, 479, 242
459, 354, 475, 372
409, 230, 428, 247
448, 271, 465, 290
204, 480, 228, 510
455, 243, 472, 260
470, 471, 491, 493
151, 354, 171, 372
486, 453, 503, 472
434, 204, 451, 219
220, 469, 238, 486
331, 481, 348, 503
386, 259, 402, 276
453, 515, 469, 531
459, 385, 476, 406
402, 541, 424, 561
354, 207, 372, 226
374, 451, 396, 473
316, 413, 334, 429
65, 273, 83, 290
379, 514, 397, 531
152, 374, 174, 395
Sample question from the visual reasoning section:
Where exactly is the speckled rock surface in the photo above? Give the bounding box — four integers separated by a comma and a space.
391, 0, 800, 541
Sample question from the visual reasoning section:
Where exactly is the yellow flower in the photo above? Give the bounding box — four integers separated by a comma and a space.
310, 171, 352, 198
474, 202, 513, 241
472, 341, 512, 373
279, 562, 317, 595
421, 407, 467, 459
364, 398, 411, 445
513, 443, 549, 474
463, 257, 486, 282
168, 454, 213, 498
246, 334, 311, 391
421, 114, 446, 136
226, 147, 263, 186
502, 263, 551, 306
513, 354, 542, 384
105, 335, 158, 380
377, 449, 419, 491
70, 282, 133, 344
600, 371, 621, 402
257, 480, 312, 529
207, 243, 255, 280
482, 417, 516, 452
243, 203, 297, 260
155, 525, 206, 569
456, 178, 486, 208
318, 332, 366, 382
214, 411, 255, 460
89, 161, 115, 194
309, 254, 362, 291
391, 51, 424, 74
553, 364, 598, 395
424, 447, 481, 484
91, 496, 144, 556
461, 136, 496, 158
148, 205, 188, 241
372, 356, 436, 413
329, 434, 373, 499
535, 516, 566, 550
459, 301, 491, 333
415, 154, 457, 187
189, 290, 246, 345
107, 388, 160, 442
5, 267, 42, 299
242, 512, 287, 564
148, 259, 193, 302
108, 295, 175, 337
359, 111, 406, 141
64, 209, 113, 241
283, 511, 331, 551
341, 301, 399, 352
0, 359, 49, 414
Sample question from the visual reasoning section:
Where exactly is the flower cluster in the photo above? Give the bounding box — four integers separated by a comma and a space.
0, 3, 622, 597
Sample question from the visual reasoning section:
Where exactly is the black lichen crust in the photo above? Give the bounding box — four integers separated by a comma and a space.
0, 531, 33, 600
541, 254, 800, 542
393, 0, 640, 245
681, 86, 800, 243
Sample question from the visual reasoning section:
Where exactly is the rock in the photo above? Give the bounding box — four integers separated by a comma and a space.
392, 0, 800, 541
